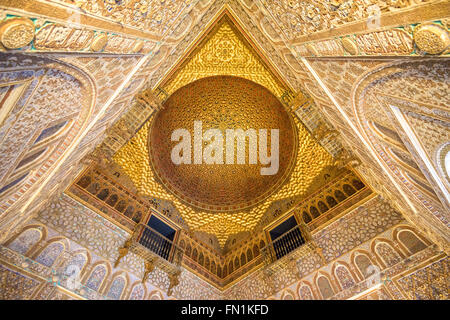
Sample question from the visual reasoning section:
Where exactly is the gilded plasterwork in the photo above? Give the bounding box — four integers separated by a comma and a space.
1, 0, 449, 300
52, 0, 193, 36
162, 19, 286, 97
114, 112, 333, 246
110, 12, 337, 246
260, 0, 434, 41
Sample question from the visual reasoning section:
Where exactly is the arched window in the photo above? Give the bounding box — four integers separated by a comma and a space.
375, 242, 401, 267
106, 194, 118, 207
132, 211, 142, 223
210, 261, 216, 274
240, 253, 246, 266
318, 201, 328, 213
107, 276, 126, 300
64, 252, 87, 282
253, 244, 260, 257
115, 200, 127, 213
97, 188, 109, 201
192, 248, 198, 261
35, 242, 64, 267
354, 253, 373, 279
34, 121, 68, 144
334, 190, 346, 202
198, 253, 204, 266
326, 196, 338, 208
302, 211, 312, 223
317, 276, 334, 299
77, 176, 91, 189
217, 265, 222, 278
129, 284, 145, 300
259, 240, 265, 249
372, 121, 403, 145
335, 265, 355, 290
310, 206, 320, 218
223, 264, 228, 278
398, 230, 427, 254
282, 292, 294, 300
124, 206, 134, 218
343, 184, 356, 196
204, 256, 210, 270
149, 292, 163, 300
185, 244, 192, 257
298, 284, 314, 300
352, 179, 365, 190
228, 261, 234, 274
0, 173, 28, 195
86, 182, 100, 195
234, 257, 240, 269
247, 248, 253, 262
15, 148, 47, 170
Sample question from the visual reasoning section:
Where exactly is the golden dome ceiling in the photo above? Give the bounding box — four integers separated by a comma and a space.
112, 14, 335, 246
149, 75, 297, 212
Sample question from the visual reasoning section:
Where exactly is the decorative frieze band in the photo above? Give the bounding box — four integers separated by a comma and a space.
294, 21, 449, 57
0, 13, 156, 54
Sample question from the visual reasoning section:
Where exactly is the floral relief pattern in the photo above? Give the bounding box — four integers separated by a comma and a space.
261, 0, 432, 40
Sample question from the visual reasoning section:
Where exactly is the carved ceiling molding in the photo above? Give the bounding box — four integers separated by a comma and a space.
259, 0, 447, 45
0, 0, 214, 56
0, 0, 197, 40
293, 21, 449, 58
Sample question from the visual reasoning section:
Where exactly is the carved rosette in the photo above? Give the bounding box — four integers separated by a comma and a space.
414, 23, 450, 54
0, 18, 35, 49
341, 37, 359, 55
91, 33, 108, 52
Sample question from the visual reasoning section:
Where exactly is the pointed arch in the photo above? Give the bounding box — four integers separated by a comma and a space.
392, 225, 429, 255
297, 281, 315, 300
84, 261, 111, 293
281, 289, 296, 300
106, 272, 129, 300
5, 224, 47, 256
332, 262, 356, 291
350, 249, 378, 281
314, 272, 336, 300
148, 290, 164, 300
372, 239, 403, 268
129, 281, 147, 300
34, 237, 69, 267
